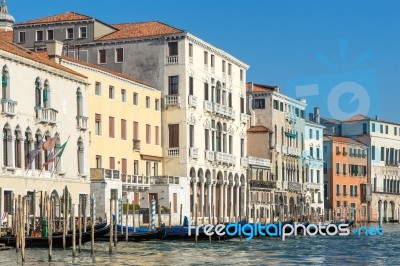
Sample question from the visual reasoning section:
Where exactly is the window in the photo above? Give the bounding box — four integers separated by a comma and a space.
18, 31, 26, 43
95, 114, 101, 135
189, 43, 193, 58
363, 123, 367, 134
240, 97, 244, 113
99, 49, 106, 64
155, 126, 159, 145
372, 123, 375, 132
343, 164, 346, 175
316, 130, 320, 140
336, 184, 340, 196
228, 93, 232, 108
155, 99, 159, 111
134, 160, 139, 175
310, 147, 314, 157
381, 147, 385, 161
154, 162, 159, 176
241, 138, 245, 157
168, 124, 179, 148
222, 60, 226, 73
354, 186, 358, 197
189, 77, 193, 95
109, 86, 114, 99
109, 116, 115, 138
66, 28, 74, 39
273, 100, 279, 110
395, 127, 398, 136
133, 93, 138, 105
228, 63, 232, 76
79, 26, 87, 38
205, 129, 209, 150
204, 51, 208, 65
146, 161, 151, 176
309, 129, 313, 139
168, 42, 178, 56
121, 158, 127, 177
204, 83, 209, 100
240, 69, 244, 82
336, 201, 341, 208
317, 170, 320, 183
121, 89, 126, 102
47, 29, 54, 40
133, 122, 139, 140
343, 185, 347, 196
317, 148, 320, 159
211, 54, 215, 68
77, 138, 84, 174
324, 162, 327, 174
95, 82, 101, 96
115, 48, 124, 63
96, 155, 102, 168
336, 163, 340, 175
109, 157, 115, 169
76, 87, 83, 117
36, 30, 44, 42
168, 76, 179, 95
146, 124, 151, 144
146, 96, 150, 108
254, 99, 265, 109
386, 125, 389, 134
189, 125, 194, 148
121, 119, 126, 140
371, 145, 375, 160
279, 102, 283, 111
350, 185, 353, 197
380, 124, 383, 133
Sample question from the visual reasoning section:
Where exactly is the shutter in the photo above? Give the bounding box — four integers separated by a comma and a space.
43, 88, 48, 102
174, 124, 179, 147
95, 114, 101, 122
155, 126, 159, 145
133, 122, 138, 140
122, 159, 127, 174
109, 157, 115, 169
2, 74, 7, 87
109, 117, 114, 137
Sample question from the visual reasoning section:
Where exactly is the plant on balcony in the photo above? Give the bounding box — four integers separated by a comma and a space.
123, 203, 140, 212
343, 152, 348, 156
250, 180, 276, 189
336, 151, 341, 155
161, 206, 170, 214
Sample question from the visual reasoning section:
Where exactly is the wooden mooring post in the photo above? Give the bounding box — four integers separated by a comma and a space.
109, 198, 113, 253
72, 204, 76, 257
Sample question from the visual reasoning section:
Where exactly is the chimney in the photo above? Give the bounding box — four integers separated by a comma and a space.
309, 113, 314, 121
375, 115, 380, 121
46, 40, 63, 62
314, 107, 320, 124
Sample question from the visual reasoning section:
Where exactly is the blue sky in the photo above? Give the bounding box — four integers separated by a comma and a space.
6, 0, 400, 122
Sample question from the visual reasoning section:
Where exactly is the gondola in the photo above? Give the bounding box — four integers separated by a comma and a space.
0, 222, 109, 248
96, 226, 166, 241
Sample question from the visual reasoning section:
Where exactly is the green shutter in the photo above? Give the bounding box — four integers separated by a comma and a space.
1, 75, 7, 87
43, 88, 48, 102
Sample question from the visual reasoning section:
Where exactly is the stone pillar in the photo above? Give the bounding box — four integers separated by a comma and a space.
8, 137, 14, 168
20, 137, 25, 172
207, 182, 211, 221
212, 182, 216, 224
192, 181, 196, 219
223, 183, 227, 222
219, 183, 223, 223
200, 180, 204, 222
235, 185, 240, 218
229, 182, 234, 220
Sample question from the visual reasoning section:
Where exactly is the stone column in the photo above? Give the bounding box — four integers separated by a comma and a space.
212, 182, 216, 224
219, 183, 223, 223
8, 136, 15, 168
207, 182, 211, 221
229, 182, 234, 220
192, 180, 197, 219
20, 137, 25, 172
200, 180, 205, 223
223, 183, 227, 222
235, 185, 240, 218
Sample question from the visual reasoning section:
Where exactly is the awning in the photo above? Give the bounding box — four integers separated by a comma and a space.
140, 154, 163, 162
285, 132, 297, 138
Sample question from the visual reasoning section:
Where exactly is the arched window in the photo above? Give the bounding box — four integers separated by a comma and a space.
43, 80, 50, 108
216, 81, 221, 104
2, 65, 9, 99
24, 128, 32, 168
34, 130, 42, 170
14, 126, 22, 168
282, 163, 285, 181
77, 137, 84, 175
43, 132, 50, 170
3, 124, 11, 167
274, 124, 277, 145
76, 88, 83, 117
35, 77, 42, 108
54, 134, 61, 172
281, 127, 284, 146
216, 122, 222, 152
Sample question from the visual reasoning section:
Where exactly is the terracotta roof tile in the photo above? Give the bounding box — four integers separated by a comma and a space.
0, 40, 86, 78
247, 125, 272, 133
246, 82, 278, 93
16, 12, 92, 25
60, 56, 152, 88
323, 136, 365, 146
0, 30, 13, 42
343, 114, 369, 122
97, 21, 183, 41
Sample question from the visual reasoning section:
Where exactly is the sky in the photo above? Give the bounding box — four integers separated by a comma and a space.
5, 0, 400, 122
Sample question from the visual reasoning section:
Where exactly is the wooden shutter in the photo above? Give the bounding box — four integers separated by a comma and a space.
109, 157, 115, 169
155, 126, 159, 145
121, 158, 127, 174
169, 124, 179, 148
109, 117, 114, 138
95, 113, 101, 122
133, 122, 138, 140
146, 124, 151, 144
121, 119, 126, 140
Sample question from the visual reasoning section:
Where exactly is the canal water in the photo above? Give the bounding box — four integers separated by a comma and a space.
1, 223, 399, 265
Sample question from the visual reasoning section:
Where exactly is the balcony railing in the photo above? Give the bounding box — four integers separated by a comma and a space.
189, 147, 199, 159
133, 139, 141, 151
304, 182, 322, 190
1, 98, 17, 116
283, 181, 289, 190
122, 175, 150, 185
164, 95, 181, 108
188, 95, 197, 108
288, 181, 302, 191
151, 176, 180, 185
166, 55, 179, 64
275, 144, 281, 153
241, 113, 247, 124
241, 157, 249, 168
287, 147, 301, 157
90, 168, 120, 181
204, 100, 213, 112
250, 180, 276, 189
213, 102, 235, 119
215, 151, 236, 165
205, 150, 215, 162
76, 115, 88, 130
248, 156, 271, 168
167, 148, 179, 157
35, 107, 57, 124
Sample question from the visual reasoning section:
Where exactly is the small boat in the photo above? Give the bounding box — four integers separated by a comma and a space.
96, 226, 166, 241
116, 224, 149, 233
389, 219, 399, 223
0, 222, 110, 248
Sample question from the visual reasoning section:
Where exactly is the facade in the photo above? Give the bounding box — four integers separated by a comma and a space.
247, 82, 307, 221
323, 136, 368, 222
0, 0, 14, 31
245, 124, 273, 223
58, 51, 166, 221
341, 114, 400, 222
0, 40, 90, 225
304, 118, 325, 218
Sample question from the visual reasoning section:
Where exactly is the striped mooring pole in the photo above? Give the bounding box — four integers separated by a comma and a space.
118, 198, 123, 233
151, 198, 156, 231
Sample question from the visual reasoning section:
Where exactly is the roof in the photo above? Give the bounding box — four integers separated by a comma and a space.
323, 136, 365, 146
320, 116, 341, 124
246, 82, 278, 93
0, 40, 86, 78
97, 21, 183, 41
0, 30, 12, 41
59, 55, 152, 88
305, 120, 325, 128
343, 114, 369, 122
247, 125, 273, 133
15, 11, 92, 25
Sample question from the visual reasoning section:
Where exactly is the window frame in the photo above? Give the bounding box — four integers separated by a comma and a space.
35, 30, 44, 42
18, 31, 26, 43
66, 28, 74, 39
46, 29, 54, 41
79, 26, 87, 38
98, 49, 107, 64
115, 48, 124, 63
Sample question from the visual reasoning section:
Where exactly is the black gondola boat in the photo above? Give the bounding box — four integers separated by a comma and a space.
96, 226, 166, 241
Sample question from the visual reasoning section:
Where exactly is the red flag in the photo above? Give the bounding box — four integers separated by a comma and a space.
42, 136, 58, 151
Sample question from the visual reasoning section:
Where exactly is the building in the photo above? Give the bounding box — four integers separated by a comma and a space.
247, 82, 307, 221
323, 136, 368, 222
304, 114, 325, 219
340, 114, 400, 222
0, 39, 90, 226
245, 124, 273, 223
0, 0, 14, 32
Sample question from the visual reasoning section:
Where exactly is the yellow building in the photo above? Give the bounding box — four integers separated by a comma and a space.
59, 53, 162, 219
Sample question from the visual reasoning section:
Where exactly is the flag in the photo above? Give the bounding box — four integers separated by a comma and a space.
44, 138, 68, 165
1, 212, 8, 223
27, 140, 43, 171
42, 136, 58, 151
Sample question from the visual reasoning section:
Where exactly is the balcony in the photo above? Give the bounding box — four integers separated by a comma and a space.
282, 146, 288, 155
282, 181, 289, 190
275, 144, 281, 153
133, 139, 141, 151
1, 98, 17, 116
241, 113, 247, 124
287, 147, 301, 157
164, 95, 181, 108
248, 156, 271, 168
166, 55, 179, 64
203, 101, 235, 119
76, 115, 88, 130
35, 107, 57, 124
167, 148, 179, 157
288, 181, 302, 192
188, 95, 198, 108
189, 147, 199, 159
122, 175, 151, 192
304, 182, 322, 190
285, 113, 298, 124
90, 168, 120, 181
204, 100, 213, 113
215, 151, 236, 165
250, 180, 276, 189
241, 157, 249, 168
205, 150, 215, 162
